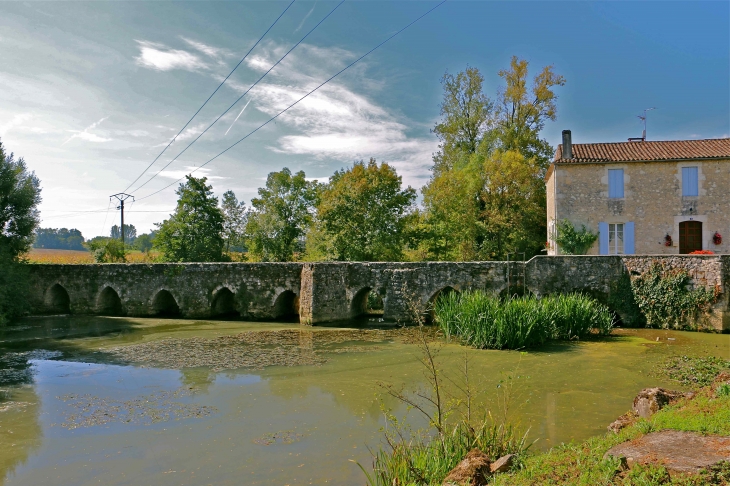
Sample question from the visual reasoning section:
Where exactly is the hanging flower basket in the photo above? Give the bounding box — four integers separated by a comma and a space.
713, 232, 722, 245
664, 234, 673, 247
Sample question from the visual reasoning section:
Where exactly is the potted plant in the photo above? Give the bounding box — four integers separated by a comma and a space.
713, 232, 722, 245
664, 234, 673, 247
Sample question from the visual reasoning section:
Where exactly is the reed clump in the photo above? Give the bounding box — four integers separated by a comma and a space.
435, 291, 614, 350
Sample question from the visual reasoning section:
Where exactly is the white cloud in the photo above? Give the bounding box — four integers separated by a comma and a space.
62, 117, 112, 145
134, 40, 207, 72
0, 113, 33, 136
180, 37, 234, 60
294, 4, 316, 33
155, 166, 227, 181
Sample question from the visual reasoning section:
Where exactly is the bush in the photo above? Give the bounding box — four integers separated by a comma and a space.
86, 238, 127, 263
554, 219, 599, 255
435, 291, 614, 350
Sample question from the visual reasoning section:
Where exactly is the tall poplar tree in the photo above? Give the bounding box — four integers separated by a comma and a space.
422, 57, 565, 261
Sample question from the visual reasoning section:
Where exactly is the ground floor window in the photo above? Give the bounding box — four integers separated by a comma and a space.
608, 223, 624, 254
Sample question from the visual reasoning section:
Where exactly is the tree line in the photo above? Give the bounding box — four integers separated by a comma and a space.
153, 57, 565, 263
1, 57, 565, 320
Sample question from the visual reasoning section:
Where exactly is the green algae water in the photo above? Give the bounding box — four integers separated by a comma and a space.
1, 317, 728, 485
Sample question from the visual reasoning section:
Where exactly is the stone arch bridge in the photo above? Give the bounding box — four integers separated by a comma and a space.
26, 256, 729, 329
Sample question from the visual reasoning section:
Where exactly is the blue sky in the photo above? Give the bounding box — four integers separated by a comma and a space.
1, 1, 728, 237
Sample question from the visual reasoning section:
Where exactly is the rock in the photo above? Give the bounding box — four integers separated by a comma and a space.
608, 411, 638, 434
605, 430, 730, 474
632, 388, 689, 418
489, 454, 515, 473
443, 449, 492, 486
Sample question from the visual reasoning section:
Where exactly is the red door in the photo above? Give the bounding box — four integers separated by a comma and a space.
679, 221, 702, 254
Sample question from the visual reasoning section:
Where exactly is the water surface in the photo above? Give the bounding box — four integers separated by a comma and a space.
1, 317, 728, 485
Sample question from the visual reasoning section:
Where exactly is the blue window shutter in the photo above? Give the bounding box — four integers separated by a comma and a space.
599, 222, 609, 255
608, 169, 624, 198
625, 222, 635, 254
682, 167, 698, 196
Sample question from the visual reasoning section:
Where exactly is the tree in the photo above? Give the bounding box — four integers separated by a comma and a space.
220, 190, 247, 252
33, 228, 85, 250
314, 159, 416, 261
245, 168, 319, 262
0, 140, 41, 258
421, 58, 565, 261
492, 56, 566, 173
154, 175, 226, 262
0, 139, 41, 324
432, 67, 492, 176
110, 224, 137, 242
134, 232, 156, 253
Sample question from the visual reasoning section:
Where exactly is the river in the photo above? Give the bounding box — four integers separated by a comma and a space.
0, 317, 728, 485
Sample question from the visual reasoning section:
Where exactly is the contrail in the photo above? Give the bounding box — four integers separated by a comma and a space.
225, 100, 251, 136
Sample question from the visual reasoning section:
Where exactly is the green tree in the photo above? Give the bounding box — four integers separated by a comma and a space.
220, 190, 247, 252
245, 168, 318, 262
134, 232, 155, 253
154, 175, 226, 262
432, 67, 492, 176
313, 159, 416, 261
421, 58, 565, 261
110, 224, 137, 242
0, 140, 42, 324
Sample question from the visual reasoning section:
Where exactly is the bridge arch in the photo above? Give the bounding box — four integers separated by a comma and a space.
351, 286, 384, 318
45, 283, 70, 314
273, 290, 298, 321
97, 286, 123, 315
151, 289, 181, 317
426, 286, 459, 321
211, 287, 239, 318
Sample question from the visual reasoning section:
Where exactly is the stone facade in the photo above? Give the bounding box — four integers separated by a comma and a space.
546, 140, 730, 256
25, 256, 730, 330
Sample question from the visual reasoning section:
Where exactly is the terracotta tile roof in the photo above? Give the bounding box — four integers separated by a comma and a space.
554, 138, 730, 164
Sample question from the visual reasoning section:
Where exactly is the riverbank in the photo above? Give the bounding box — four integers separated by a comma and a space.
491, 373, 730, 485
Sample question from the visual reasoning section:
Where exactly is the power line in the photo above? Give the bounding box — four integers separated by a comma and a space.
120, 0, 297, 194
129, 0, 345, 195
137, 0, 447, 202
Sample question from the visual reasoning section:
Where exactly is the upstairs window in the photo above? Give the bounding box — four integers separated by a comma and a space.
608, 169, 624, 198
682, 167, 699, 196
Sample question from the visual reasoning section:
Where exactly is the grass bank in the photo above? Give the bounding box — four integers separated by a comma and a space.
492, 378, 730, 485
435, 291, 614, 350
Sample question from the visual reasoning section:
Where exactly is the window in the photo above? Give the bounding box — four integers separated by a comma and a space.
682, 167, 698, 197
608, 223, 624, 254
608, 169, 624, 198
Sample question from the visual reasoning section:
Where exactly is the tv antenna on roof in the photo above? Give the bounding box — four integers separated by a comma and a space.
629, 107, 656, 142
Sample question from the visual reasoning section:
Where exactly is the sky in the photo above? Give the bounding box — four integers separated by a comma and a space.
1, 1, 728, 238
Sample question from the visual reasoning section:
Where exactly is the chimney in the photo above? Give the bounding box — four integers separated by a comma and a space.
562, 130, 572, 159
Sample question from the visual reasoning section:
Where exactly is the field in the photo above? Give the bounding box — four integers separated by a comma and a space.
26, 249, 156, 264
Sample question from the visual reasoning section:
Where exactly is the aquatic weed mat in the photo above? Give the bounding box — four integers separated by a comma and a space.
104, 327, 440, 371
55, 386, 216, 429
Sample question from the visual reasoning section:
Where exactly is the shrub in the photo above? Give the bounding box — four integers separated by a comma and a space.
435, 291, 613, 350
554, 219, 599, 255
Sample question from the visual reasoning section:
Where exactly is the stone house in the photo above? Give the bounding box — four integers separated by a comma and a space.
546, 133, 730, 255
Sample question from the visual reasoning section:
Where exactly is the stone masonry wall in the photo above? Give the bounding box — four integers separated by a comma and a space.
25, 256, 730, 330
548, 160, 730, 255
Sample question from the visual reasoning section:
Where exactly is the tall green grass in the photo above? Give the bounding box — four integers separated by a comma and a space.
435, 291, 614, 350
361, 420, 530, 486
